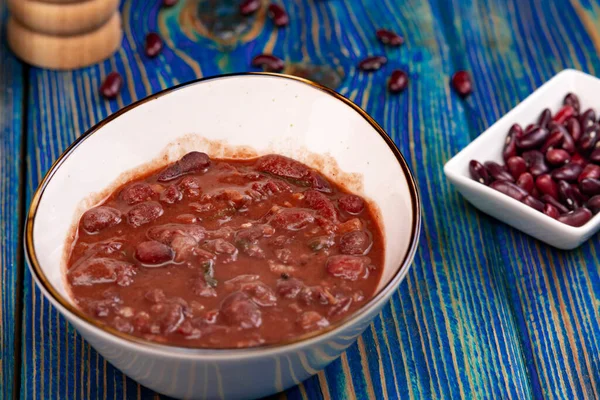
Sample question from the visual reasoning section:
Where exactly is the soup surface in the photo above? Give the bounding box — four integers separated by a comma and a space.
66, 152, 384, 348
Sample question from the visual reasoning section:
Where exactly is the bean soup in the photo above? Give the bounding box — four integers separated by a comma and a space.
66, 152, 384, 348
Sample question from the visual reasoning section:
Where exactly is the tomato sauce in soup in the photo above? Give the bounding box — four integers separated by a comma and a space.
66, 152, 384, 348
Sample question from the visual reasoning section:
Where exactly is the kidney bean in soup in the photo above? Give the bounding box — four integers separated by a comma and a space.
66, 153, 384, 348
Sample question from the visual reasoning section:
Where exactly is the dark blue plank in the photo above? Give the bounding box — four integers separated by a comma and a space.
0, 1, 24, 398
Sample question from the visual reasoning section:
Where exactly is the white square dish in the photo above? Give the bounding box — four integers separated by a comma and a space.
444, 69, 600, 250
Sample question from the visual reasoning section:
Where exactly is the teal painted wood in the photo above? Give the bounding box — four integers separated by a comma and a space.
15, 0, 600, 399
0, 0, 24, 398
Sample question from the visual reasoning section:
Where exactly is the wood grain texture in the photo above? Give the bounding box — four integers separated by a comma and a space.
13, 0, 600, 399
0, 0, 24, 398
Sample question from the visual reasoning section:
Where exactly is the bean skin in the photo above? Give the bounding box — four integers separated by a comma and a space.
551, 163, 582, 182
589, 148, 600, 163
469, 160, 491, 185
580, 109, 596, 130
251, 54, 284, 72
268, 3, 289, 27
540, 129, 564, 153
578, 163, 600, 182
558, 208, 593, 227
587, 195, 600, 214
484, 161, 514, 182
376, 29, 404, 46
558, 180, 581, 210
566, 118, 582, 141
516, 172, 534, 193
522, 195, 544, 212
503, 125, 521, 161
552, 105, 575, 124
451, 71, 472, 97
537, 108, 552, 128
546, 149, 571, 166
578, 124, 600, 152
506, 156, 527, 179
100, 72, 123, 99
358, 56, 387, 72
536, 174, 559, 200
490, 180, 528, 201
543, 203, 560, 219
564, 93, 580, 113
516, 127, 549, 150
522, 150, 549, 176
388, 70, 409, 93
541, 194, 570, 214
580, 178, 600, 196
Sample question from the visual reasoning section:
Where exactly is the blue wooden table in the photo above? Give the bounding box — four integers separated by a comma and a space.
2, 0, 600, 398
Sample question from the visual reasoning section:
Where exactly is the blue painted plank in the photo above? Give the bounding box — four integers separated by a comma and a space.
0, 1, 24, 398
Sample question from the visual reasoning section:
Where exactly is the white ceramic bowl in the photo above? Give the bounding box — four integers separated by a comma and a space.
25, 73, 421, 400
444, 69, 600, 250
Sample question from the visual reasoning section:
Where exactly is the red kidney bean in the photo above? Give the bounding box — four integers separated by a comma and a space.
451, 71, 472, 97
503, 125, 520, 161
490, 180, 528, 201
517, 172, 534, 193
469, 160, 491, 185
580, 109, 596, 129
542, 194, 570, 214
135, 241, 174, 265
570, 152, 586, 167
511, 123, 524, 138
484, 161, 514, 182
558, 180, 581, 209
516, 127, 549, 150
558, 207, 592, 227
523, 150, 549, 176
536, 174, 559, 200
552, 105, 575, 124
543, 203, 560, 219
561, 130, 576, 154
579, 178, 600, 196
376, 29, 404, 46
163, 0, 178, 6
522, 195, 544, 212
81, 206, 122, 233
587, 195, 600, 214
100, 72, 123, 99
579, 124, 600, 152
551, 163, 582, 182
506, 156, 527, 179
525, 124, 537, 135
578, 163, 600, 182
537, 108, 552, 128
268, 3, 289, 27
145, 33, 163, 58
564, 93, 580, 113
388, 70, 408, 93
358, 56, 387, 71
540, 129, 564, 153
251, 54, 284, 72
571, 184, 588, 204
566, 118, 582, 141
589, 148, 600, 163
546, 149, 570, 166
338, 194, 365, 214
240, 0, 260, 15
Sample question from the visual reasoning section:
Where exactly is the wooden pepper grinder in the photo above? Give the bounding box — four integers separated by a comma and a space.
7, 0, 123, 70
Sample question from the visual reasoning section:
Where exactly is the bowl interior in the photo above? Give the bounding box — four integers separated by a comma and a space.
31, 74, 417, 309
